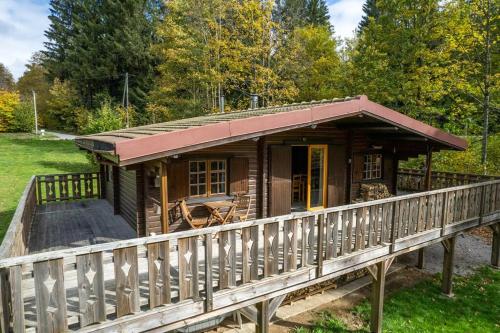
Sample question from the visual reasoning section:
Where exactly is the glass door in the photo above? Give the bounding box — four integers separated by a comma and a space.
307, 145, 328, 210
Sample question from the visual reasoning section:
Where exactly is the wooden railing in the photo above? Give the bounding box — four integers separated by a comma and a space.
0, 179, 499, 333
36, 172, 101, 204
397, 168, 499, 192
0, 177, 36, 259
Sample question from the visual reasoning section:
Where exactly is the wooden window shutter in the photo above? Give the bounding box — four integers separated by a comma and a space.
229, 157, 249, 194
167, 160, 189, 201
352, 153, 364, 182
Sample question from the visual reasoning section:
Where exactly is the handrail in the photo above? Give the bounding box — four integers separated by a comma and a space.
0, 177, 36, 259
0, 176, 498, 332
1, 178, 499, 267
397, 168, 500, 191
35, 171, 101, 204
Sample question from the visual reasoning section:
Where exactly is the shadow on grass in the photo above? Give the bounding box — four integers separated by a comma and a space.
0, 208, 16, 243
37, 160, 95, 174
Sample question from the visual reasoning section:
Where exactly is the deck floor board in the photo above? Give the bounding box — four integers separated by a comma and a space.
28, 200, 136, 253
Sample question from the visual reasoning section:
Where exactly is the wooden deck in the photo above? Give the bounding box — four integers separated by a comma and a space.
29, 200, 136, 253
0, 171, 499, 333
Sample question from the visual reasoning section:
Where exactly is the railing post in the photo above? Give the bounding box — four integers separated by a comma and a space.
0, 268, 11, 333
316, 214, 324, 277
205, 233, 213, 312
441, 191, 450, 235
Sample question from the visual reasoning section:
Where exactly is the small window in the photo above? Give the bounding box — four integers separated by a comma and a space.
189, 161, 207, 196
189, 159, 227, 197
363, 154, 382, 180
210, 160, 226, 195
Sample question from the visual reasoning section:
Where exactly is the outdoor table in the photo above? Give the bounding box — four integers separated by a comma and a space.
203, 200, 237, 225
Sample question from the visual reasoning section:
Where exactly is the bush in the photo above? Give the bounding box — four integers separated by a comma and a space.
81, 100, 125, 134
401, 135, 500, 176
0, 90, 19, 132
11, 101, 35, 132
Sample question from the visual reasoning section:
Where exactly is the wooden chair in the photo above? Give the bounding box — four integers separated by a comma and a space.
233, 195, 252, 222
179, 200, 208, 229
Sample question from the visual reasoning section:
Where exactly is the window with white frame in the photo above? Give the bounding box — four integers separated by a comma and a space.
189, 161, 207, 196
210, 160, 226, 195
189, 159, 226, 197
363, 154, 382, 180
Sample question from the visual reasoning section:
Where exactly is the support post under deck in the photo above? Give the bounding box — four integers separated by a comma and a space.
255, 300, 270, 333
491, 223, 500, 268
441, 237, 456, 296
370, 260, 387, 333
417, 249, 425, 269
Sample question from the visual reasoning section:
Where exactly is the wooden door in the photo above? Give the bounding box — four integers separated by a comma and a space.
269, 145, 292, 216
327, 144, 347, 207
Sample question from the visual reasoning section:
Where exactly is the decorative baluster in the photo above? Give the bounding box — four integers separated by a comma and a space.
84, 173, 94, 198
76, 252, 106, 326
72, 174, 82, 200
113, 246, 140, 317
147, 241, 171, 308
264, 222, 279, 277
178, 237, 199, 300
368, 205, 378, 247
301, 216, 315, 266
33, 258, 67, 333
218, 230, 236, 288
325, 212, 339, 259
242, 226, 259, 283
283, 219, 298, 272
58, 175, 69, 201
45, 176, 56, 202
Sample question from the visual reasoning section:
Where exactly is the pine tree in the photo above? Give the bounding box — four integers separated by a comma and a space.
43, 0, 163, 113
275, 0, 331, 32
305, 0, 330, 28
357, 0, 379, 33
0, 64, 15, 91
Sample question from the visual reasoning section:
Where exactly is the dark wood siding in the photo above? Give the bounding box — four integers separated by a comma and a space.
104, 165, 114, 206
327, 144, 347, 207
119, 168, 138, 230
269, 145, 292, 216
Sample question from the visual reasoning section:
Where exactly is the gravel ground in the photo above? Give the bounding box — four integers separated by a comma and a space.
397, 229, 493, 276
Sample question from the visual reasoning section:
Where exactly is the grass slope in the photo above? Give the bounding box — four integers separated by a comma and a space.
0, 133, 95, 242
296, 267, 500, 333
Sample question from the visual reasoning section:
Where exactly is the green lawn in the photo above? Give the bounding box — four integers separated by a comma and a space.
295, 267, 500, 333
0, 133, 95, 242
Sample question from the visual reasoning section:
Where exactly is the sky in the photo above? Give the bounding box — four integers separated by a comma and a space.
0, 0, 364, 80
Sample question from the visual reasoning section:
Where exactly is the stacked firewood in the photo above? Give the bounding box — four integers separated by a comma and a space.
360, 183, 392, 201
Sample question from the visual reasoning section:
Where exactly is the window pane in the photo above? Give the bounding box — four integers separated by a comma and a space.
211, 161, 218, 170
211, 184, 218, 194
211, 173, 217, 183
190, 186, 198, 196
199, 173, 206, 183
199, 162, 206, 172
190, 174, 197, 184
220, 173, 225, 182
219, 161, 225, 169
199, 185, 206, 194
220, 183, 225, 193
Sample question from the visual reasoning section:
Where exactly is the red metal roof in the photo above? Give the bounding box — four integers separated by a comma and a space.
76, 95, 467, 165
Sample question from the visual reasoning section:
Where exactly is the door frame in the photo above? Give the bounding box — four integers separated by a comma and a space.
307, 144, 328, 211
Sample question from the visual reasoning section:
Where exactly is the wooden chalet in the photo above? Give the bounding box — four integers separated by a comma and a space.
75, 95, 466, 236
0, 95, 499, 333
